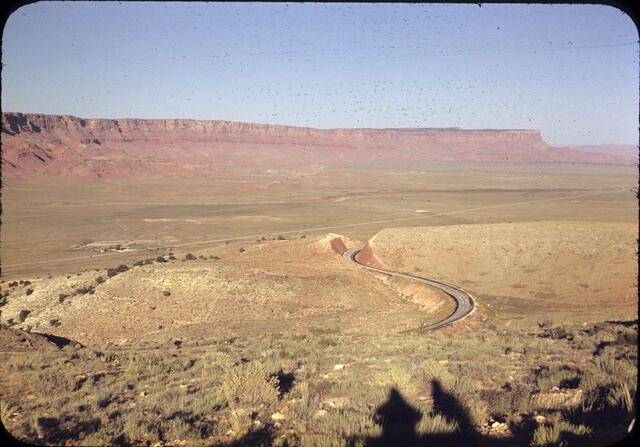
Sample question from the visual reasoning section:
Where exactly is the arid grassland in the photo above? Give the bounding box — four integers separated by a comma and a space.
1, 162, 636, 279
0, 161, 637, 446
360, 221, 637, 325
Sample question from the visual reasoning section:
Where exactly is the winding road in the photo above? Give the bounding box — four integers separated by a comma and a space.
343, 246, 476, 331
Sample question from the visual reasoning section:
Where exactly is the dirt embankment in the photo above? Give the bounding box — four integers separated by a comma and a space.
393, 280, 446, 313
314, 233, 361, 255
3, 112, 634, 180
355, 243, 389, 270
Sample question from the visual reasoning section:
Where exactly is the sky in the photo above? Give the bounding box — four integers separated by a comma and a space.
1, 2, 638, 145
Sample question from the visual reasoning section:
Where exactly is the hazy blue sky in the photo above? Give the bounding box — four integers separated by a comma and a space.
2, 2, 638, 145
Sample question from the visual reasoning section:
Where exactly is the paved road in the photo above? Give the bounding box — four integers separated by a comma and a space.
343, 246, 476, 331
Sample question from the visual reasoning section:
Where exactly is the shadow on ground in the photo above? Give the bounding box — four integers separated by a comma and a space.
3, 379, 634, 447
220, 379, 635, 447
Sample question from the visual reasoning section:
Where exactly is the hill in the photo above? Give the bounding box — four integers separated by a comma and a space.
357, 221, 638, 323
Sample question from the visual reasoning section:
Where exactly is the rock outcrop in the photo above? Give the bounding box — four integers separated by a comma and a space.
2, 112, 634, 180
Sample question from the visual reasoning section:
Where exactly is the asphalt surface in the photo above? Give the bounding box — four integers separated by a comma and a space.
343, 246, 476, 331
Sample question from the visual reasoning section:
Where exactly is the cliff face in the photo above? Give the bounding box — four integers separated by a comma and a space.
1, 112, 633, 180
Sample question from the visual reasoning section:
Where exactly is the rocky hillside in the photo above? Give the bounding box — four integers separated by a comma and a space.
2, 112, 634, 180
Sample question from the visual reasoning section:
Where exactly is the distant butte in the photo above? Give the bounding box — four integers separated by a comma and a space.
1, 112, 635, 180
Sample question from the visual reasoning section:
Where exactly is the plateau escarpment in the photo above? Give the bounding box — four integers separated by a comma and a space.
1, 112, 634, 180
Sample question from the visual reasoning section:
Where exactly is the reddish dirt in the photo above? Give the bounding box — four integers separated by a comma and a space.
2, 112, 634, 180
355, 242, 391, 270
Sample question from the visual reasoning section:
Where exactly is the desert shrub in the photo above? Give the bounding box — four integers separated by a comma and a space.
540, 326, 573, 340
144, 259, 153, 265
0, 401, 13, 420
25, 288, 34, 295
209, 255, 220, 260
74, 285, 95, 295
107, 264, 129, 277
155, 256, 167, 263
133, 260, 144, 267
582, 350, 636, 390
95, 276, 105, 284
216, 358, 280, 408
218, 412, 253, 440
18, 310, 31, 323
168, 254, 176, 260
417, 413, 459, 435
162, 291, 171, 297
415, 359, 455, 391
239, 248, 245, 253
127, 353, 195, 379
615, 331, 638, 346
579, 350, 637, 414
450, 376, 477, 395
49, 319, 61, 327
277, 235, 286, 240
468, 402, 489, 427
8, 281, 18, 287
531, 420, 592, 446
162, 414, 205, 442
480, 384, 534, 417
23, 280, 31, 286
123, 414, 161, 444
606, 383, 636, 413
536, 364, 582, 390
184, 253, 196, 260
301, 234, 306, 239
58, 294, 68, 303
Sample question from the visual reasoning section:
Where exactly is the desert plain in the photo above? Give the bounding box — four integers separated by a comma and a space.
0, 114, 638, 446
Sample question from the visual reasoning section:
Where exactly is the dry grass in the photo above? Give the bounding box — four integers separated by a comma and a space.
0, 319, 636, 445
0, 162, 637, 445
365, 220, 637, 325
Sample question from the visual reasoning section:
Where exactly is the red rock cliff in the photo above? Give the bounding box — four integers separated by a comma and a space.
1, 112, 633, 179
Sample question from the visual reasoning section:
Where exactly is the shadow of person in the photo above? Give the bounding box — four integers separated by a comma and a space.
431, 380, 473, 433
367, 387, 423, 446
361, 382, 487, 446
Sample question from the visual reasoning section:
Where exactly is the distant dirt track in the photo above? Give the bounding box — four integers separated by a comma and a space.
343, 246, 476, 331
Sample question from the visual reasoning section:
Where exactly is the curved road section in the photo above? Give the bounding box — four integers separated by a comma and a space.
343, 246, 476, 331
